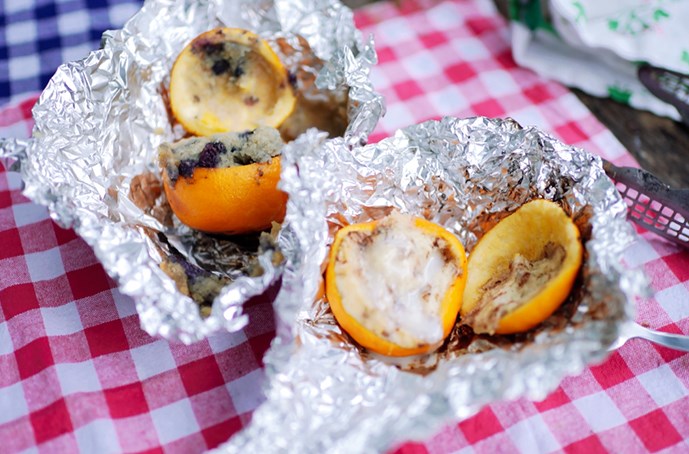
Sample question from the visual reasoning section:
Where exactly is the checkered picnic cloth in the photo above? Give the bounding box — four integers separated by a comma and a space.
1, 0, 689, 452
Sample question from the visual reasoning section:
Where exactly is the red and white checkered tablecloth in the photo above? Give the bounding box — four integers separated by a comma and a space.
2, 0, 689, 452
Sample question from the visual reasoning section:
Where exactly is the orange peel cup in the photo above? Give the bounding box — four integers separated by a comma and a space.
325, 216, 468, 357
169, 27, 296, 136
461, 199, 583, 335
162, 156, 287, 235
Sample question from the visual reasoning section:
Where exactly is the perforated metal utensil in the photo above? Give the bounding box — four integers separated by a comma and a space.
603, 160, 689, 248
604, 159, 689, 354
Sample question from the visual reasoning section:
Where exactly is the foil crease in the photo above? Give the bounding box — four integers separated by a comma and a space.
0, 0, 383, 343
217, 117, 646, 452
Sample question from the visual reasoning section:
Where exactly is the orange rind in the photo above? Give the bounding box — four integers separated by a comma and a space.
162, 157, 286, 234
169, 27, 296, 136
325, 212, 468, 357
159, 128, 287, 234
460, 199, 583, 335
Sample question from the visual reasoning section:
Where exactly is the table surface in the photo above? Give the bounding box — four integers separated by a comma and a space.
1, 1, 689, 453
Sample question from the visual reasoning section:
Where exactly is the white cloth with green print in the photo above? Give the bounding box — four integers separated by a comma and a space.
510, 0, 688, 120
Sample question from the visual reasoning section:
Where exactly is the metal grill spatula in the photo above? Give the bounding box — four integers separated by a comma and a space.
603, 160, 689, 248
602, 160, 689, 352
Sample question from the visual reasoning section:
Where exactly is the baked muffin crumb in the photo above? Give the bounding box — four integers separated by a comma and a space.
159, 126, 284, 183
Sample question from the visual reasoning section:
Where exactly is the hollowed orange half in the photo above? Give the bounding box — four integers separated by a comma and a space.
325, 213, 468, 357
169, 28, 296, 136
162, 157, 287, 234
460, 199, 583, 335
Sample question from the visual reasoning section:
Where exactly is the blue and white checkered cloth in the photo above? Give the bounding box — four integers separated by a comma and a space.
0, 0, 143, 106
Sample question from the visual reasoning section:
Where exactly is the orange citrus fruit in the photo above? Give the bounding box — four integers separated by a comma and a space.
325, 212, 468, 357
460, 199, 583, 335
162, 156, 287, 235
169, 27, 296, 136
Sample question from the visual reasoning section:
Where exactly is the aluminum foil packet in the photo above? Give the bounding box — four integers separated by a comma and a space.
217, 117, 647, 453
0, 0, 383, 343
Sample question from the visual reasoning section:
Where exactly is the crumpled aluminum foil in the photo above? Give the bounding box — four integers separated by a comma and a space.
0, 0, 382, 343
216, 117, 647, 453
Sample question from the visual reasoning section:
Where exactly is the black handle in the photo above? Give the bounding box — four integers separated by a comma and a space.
638, 64, 689, 127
